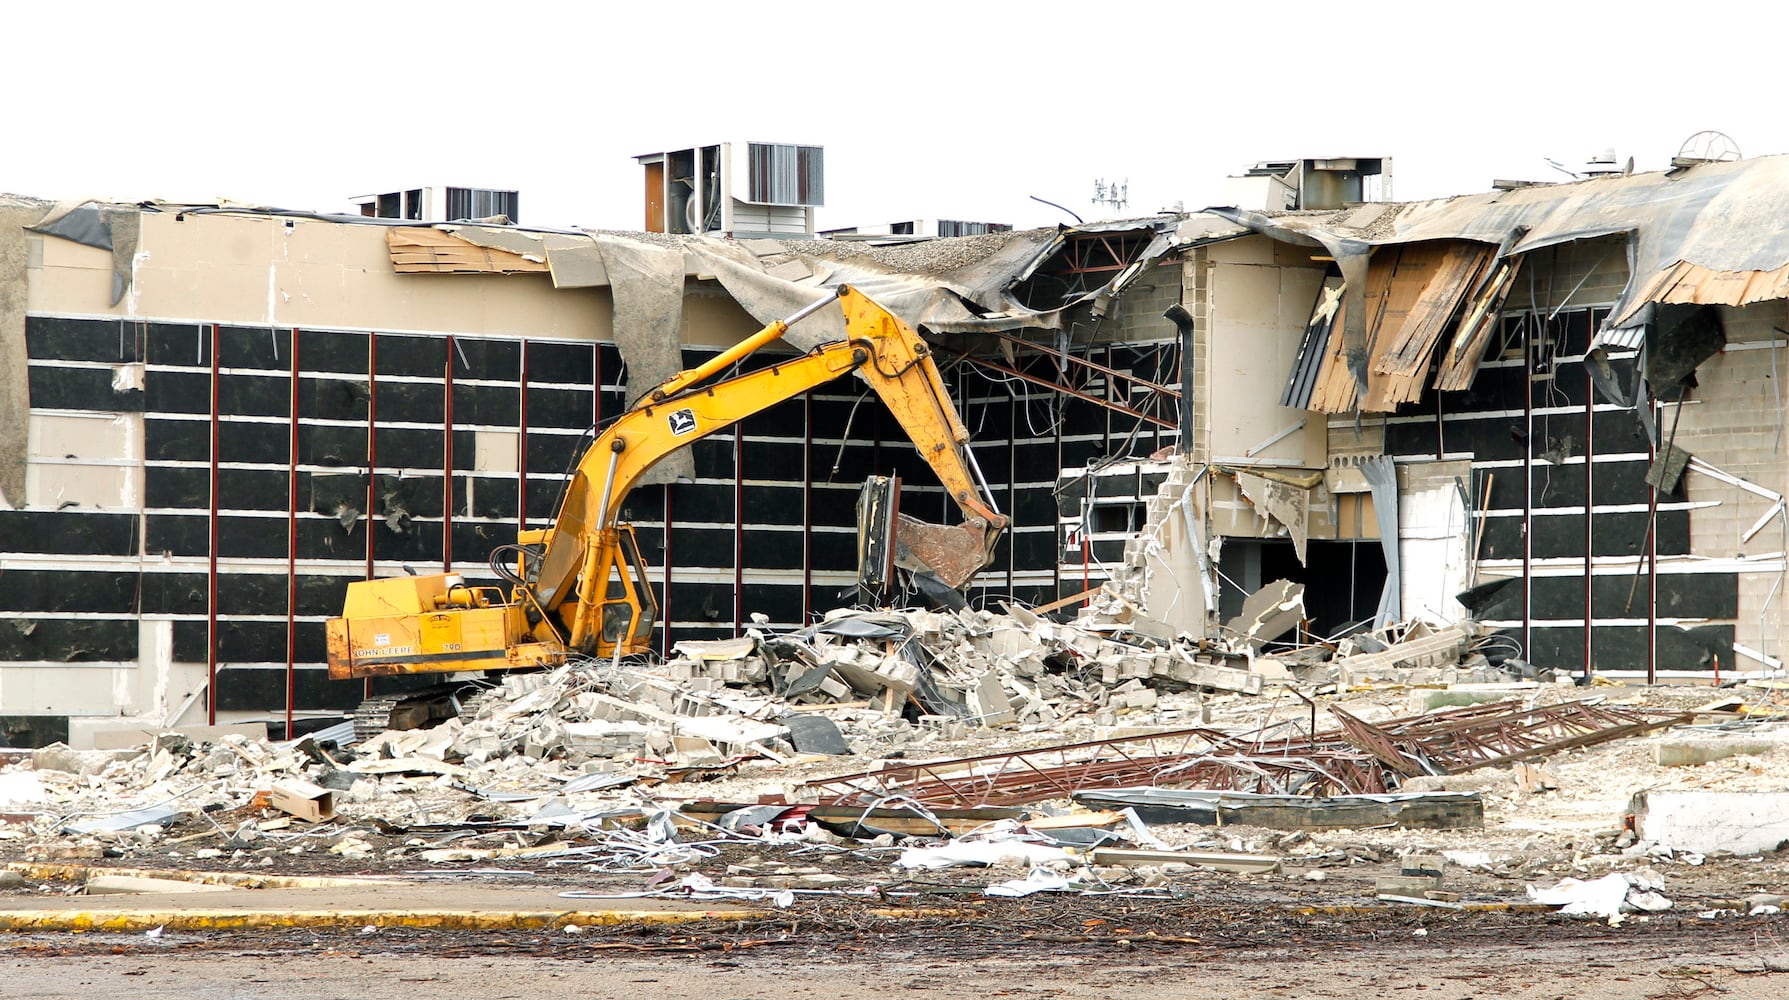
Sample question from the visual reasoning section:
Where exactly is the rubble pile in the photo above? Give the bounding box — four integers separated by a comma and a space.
4, 594, 1788, 923
655, 600, 1278, 734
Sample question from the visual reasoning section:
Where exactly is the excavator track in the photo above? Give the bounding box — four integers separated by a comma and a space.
351, 696, 406, 744
351, 684, 502, 744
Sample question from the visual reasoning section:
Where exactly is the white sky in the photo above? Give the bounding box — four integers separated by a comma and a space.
7, 1, 1786, 232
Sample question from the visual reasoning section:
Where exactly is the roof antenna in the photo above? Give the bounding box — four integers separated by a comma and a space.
1029, 195, 1083, 224
1543, 158, 1583, 181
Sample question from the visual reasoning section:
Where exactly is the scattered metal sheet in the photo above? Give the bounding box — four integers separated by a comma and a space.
64, 804, 184, 835
780, 713, 852, 755
560, 771, 638, 794
1073, 787, 1485, 830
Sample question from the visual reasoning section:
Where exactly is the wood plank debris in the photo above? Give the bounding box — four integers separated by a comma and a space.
1089, 847, 1281, 875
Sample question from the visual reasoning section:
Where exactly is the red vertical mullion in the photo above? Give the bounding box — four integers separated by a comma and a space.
518, 339, 529, 532
802, 392, 812, 624
364, 331, 378, 701
286, 328, 299, 736
734, 424, 744, 636
663, 487, 673, 657
207, 324, 220, 725
443, 335, 455, 574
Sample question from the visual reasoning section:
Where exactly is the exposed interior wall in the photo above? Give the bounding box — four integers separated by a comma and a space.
0, 204, 43, 509
1200, 237, 1328, 468
1397, 459, 1472, 624
1660, 300, 1789, 668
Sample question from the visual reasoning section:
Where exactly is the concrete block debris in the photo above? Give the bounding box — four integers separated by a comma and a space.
1630, 789, 1789, 855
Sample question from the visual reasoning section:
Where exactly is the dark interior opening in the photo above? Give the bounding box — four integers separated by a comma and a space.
1218, 538, 1387, 639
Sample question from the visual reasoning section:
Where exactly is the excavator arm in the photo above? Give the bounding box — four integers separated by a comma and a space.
329, 285, 1006, 679
524, 284, 1007, 654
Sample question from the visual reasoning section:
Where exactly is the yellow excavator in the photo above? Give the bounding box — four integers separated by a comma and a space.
325, 285, 1008, 713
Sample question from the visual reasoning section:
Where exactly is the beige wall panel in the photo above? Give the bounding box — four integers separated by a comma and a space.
24, 463, 133, 509
29, 212, 790, 350
0, 666, 130, 714
26, 232, 121, 315
28, 411, 135, 459
1204, 250, 1327, 467
474, 430, 520, 473
35, 232, 114, 271
681, 285, 774, 349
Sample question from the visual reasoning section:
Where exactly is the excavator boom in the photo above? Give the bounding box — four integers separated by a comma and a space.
328, 285, 1006, 681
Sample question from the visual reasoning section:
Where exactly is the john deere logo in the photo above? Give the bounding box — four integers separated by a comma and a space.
668, 409, 697, 435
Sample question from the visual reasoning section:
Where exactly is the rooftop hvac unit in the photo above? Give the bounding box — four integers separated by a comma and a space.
350, 186, 519, 223
635, 142, 824, 238
1224, 158, 1391, 211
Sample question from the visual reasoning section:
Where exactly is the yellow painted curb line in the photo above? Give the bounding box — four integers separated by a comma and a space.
0, 906, 979, 934
3, 861, 398, 890
0, 908, 760, 933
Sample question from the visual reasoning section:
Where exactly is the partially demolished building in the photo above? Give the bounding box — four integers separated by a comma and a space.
2, 153, 1786, 745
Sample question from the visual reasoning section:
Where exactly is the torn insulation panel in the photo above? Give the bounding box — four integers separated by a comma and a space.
387, 227, 549, 273
1235, 471, 1311, 564
1299, 242, 1496, 412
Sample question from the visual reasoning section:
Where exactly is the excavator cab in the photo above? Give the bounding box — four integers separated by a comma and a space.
596, 524, 658, 653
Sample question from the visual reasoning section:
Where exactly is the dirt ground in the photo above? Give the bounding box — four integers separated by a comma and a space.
4, 911, 1788, 1000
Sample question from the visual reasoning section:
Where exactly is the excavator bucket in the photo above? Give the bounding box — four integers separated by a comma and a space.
891, 514, 999, 590
856, 476, 998, 596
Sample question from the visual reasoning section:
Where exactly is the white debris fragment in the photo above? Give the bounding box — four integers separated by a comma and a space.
895, 839, 1071, 871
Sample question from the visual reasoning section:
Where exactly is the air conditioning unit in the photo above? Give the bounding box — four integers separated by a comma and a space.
1224, 158, 1391, 211
351, 186, 520, 224
635, 142, 824, 238
820, 219, 1013, 241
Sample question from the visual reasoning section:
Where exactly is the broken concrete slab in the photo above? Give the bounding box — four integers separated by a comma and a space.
1224, 579, 1306, 648
1376, 874, 1443, 897
1630, 789, 1789, 854
1167, 654, 1264, 695
1654, 736, 1786, 767
85, 874, 236, 896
